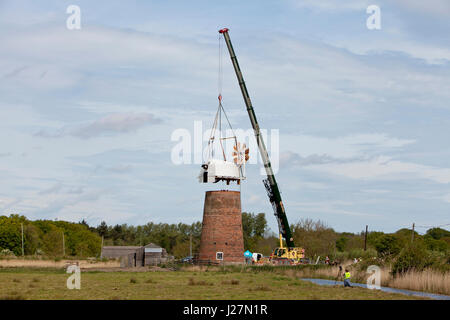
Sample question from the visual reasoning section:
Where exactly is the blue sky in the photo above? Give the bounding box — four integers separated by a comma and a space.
0, 0, 449, 234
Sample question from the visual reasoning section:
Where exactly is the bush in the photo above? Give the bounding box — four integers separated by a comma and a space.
355, 256, 387, 272
0, 249, 16, 257
392, 244, 436, 275
188, 278, 212, 286
374, 234, 403, 256
333, 248, 377, 261
424, 237, 449, 252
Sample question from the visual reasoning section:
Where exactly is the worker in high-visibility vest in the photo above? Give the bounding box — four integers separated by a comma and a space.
344, 269, 352, 287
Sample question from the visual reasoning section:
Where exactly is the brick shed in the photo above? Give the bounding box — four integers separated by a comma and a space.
144, 243, 169, 266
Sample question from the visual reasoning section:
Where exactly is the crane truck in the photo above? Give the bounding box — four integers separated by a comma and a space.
218, 28, 305, 265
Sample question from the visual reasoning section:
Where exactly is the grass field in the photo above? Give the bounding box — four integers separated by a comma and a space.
0, 267, 424, 300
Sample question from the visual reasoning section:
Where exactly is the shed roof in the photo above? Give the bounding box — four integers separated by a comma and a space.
102, 243, 162, 250
102, 246, 141, 250
144, 243, 162, 248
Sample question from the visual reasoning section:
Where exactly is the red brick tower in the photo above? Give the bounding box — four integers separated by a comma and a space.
198, 190, 244, 264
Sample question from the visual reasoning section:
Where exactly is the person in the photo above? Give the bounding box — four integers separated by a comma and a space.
344, 269, 352, 287
325, 256, 330, 264
335, 265, 343, 284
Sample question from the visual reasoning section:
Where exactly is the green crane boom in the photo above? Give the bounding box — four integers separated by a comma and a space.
219, 28, 295, 248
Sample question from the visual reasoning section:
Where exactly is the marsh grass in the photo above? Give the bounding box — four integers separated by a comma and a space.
249, 285, 271, 292
129, 278, 137, 284
221, 279, 240, 285
389, 269, 450, 295
0, 291, 26, 300
188, 277, 213, 286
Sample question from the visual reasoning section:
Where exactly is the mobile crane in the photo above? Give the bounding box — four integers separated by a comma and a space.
219, 28, 305, 264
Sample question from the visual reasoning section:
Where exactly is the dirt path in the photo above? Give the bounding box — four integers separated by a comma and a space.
0, 258, 120, 269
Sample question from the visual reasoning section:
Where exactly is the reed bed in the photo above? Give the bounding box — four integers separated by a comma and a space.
289, 265, 449, 295
388, 269, 450, 295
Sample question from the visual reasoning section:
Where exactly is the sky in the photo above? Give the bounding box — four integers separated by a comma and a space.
0, 0, 449, 235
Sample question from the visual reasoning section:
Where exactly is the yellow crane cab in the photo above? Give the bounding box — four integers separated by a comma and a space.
270, 234, 305, 265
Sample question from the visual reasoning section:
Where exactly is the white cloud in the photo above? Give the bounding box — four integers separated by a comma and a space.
443, 194, 450, 203
308, 156, 450, 184
294, 0, 450, 18
396, 0, 450, 18
361, 189, 389, 194
247, 194, 262, 205
35, 112, 161, 139
280, 152, 363, 167
105, 164, 133, 174
0, 197, 21, 211
328, 37, 450, 65
289, 200, 377, 217
73, 113, 161, 138
280, 133, 415, 160
291, 0, 371, 11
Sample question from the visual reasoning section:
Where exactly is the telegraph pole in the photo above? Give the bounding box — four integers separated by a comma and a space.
189, 233, 192, 257
101, 235, 104, 259
21, 223, 24, 257
411, 223, 415, 243
62, 232, 65, 256
364, 225, 368, 251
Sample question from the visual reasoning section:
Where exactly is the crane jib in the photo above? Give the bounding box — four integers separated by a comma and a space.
219, 28, 295, 248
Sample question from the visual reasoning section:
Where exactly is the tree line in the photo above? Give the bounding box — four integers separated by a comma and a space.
0, 214, 101, 257
1, 214, 449, 262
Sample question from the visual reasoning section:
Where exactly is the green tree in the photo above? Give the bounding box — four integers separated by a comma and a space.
97, 221, 108, 237
392, 243, 436, 275
292, 218, 337, 258
42, 225, 64, 256
374, 234, 403, 256
0, 215, 22, 255
335, 236, 347, 252
426, 228, 450, 240
24, 224, 41, 255
424, 236, 448, 252
241, 212, 268, 252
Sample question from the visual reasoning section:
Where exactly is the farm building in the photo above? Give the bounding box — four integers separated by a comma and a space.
101, 243, 170, 267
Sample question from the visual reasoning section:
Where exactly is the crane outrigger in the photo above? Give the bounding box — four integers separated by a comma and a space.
218, 28, 305, 264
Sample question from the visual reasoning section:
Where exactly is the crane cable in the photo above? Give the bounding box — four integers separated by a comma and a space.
206, 101, 237, 161
205, 35, 238, 163
217, 34, 226, 160
218, 34, 223, 100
